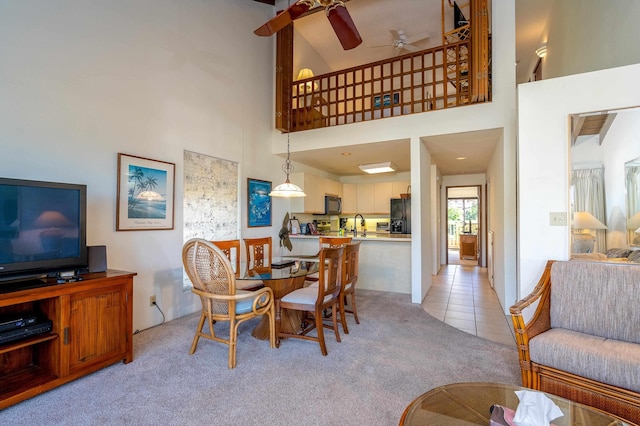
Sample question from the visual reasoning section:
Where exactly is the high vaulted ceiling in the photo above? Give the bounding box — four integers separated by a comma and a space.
253, 0, 555, 177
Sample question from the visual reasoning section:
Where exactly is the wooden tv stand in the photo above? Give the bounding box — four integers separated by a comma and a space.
0, 270, 135, 409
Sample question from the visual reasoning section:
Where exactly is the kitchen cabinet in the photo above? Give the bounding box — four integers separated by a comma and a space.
0, 270, 135, 409
290, 173, 342, 214
374, 182, 392, 213
342, 184, 357, 214
356, 183, 375, 214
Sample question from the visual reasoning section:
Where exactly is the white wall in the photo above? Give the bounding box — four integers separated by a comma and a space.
540, 0, 640, 80
0, 0, 285, 331
518, 63, 640, 299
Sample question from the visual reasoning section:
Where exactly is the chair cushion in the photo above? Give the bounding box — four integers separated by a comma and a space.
237, 279, 263, 290
235, 290, 260, 314
281, 287, 317, 305
529, 328, 640, 393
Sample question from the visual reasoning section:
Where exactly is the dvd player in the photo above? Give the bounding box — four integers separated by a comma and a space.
0, 320, 53, 345
0, 314, 38, 333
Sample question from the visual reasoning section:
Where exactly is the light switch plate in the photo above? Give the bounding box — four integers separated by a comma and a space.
549, 212, 567, 226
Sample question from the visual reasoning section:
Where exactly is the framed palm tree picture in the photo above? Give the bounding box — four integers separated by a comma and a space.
117, 153, 175, 231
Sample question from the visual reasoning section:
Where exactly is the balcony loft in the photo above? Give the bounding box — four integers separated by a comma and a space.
274, 0, 491, 133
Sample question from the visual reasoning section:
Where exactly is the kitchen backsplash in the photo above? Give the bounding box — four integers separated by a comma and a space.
291, 213, 390, 234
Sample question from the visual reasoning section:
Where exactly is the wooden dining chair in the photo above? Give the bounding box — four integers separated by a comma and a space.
182, 238, 275, 369
338, 241, 361, 334
212, 239, 263, 291
243, 237, 273, 273
277, 246, 344, 356
305, 236, 352, 285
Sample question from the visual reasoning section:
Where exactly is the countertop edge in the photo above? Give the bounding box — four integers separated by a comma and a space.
290, 234, 411, 242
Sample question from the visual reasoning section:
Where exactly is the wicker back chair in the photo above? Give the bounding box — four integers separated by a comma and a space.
243, 237, 272, 273
277, 246, 344, 356
182, 238, 275, 369
338, 241, 361, 334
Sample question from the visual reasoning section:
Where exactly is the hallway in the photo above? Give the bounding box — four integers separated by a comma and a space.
422, 264, 516, 347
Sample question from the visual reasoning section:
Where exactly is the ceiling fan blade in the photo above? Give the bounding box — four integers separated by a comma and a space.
254, 0, 314, 36
389, 29, 401, 40
405, 31, 430, 45
402, 44, 419, 52
326, 2, 362, 50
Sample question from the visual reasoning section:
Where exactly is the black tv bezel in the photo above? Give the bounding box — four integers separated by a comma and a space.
0, 177, 88, 282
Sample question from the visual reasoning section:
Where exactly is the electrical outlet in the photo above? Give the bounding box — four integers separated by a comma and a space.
549, 212, 567, 226
150, 295, 156, 306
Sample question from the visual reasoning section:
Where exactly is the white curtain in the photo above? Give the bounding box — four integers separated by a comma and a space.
626, 166, 640, 217
571, 168, 606, 252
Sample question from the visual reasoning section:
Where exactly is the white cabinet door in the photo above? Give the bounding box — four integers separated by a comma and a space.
342, 183, 357, 214
357, 183, 375, 213
374, 182, 392, 213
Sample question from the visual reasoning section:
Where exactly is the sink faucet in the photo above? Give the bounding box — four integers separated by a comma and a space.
353, 214, 365, 237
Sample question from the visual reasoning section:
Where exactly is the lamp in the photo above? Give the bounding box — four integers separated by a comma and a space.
358, 161, 397, 174
628, 212, 640, 245
535, 43, 548, 58
269, 131, 306, 198
571, 211, 607, 253
296, 68, 317, 92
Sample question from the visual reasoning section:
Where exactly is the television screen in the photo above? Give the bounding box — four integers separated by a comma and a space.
0, 178, 87, 281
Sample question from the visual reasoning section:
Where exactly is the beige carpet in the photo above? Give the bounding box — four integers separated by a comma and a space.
0, 289, 520, 425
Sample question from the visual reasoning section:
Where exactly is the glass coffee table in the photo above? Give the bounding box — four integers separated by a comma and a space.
399, 382, 627, 425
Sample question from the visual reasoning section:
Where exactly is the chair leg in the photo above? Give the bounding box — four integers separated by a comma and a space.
268, 303, 276, 349
316, 308, 328, 356
339, 294, 349, 334
331, 304, 341, 343
228, 319, 238, 369
350, 292, 360, 324
189, 313, 206, 355
275, 300, 282, 348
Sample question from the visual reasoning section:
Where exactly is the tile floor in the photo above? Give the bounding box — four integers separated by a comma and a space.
422, 263, 516, 347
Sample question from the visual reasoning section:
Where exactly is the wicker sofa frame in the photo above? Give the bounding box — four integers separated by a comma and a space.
510, 260, 640, 425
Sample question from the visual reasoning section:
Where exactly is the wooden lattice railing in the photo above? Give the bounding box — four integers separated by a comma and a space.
291, 39, 479, 131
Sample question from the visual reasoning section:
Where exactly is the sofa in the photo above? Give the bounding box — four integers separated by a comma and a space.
510, 260, 640, 424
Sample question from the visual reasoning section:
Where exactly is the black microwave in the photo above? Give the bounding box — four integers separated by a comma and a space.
325, 195, 342, 215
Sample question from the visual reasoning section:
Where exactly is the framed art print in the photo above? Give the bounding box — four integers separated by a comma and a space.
247, 178, 272, 227
117, 153, 175, 231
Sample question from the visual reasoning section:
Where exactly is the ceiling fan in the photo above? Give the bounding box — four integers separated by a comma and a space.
254, 0, 362, 50
371, 29, 430, 54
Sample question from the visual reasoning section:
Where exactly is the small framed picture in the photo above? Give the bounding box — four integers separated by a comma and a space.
247, 178, 272, 227
289, 218, 300, 234
116, 153, 175, 231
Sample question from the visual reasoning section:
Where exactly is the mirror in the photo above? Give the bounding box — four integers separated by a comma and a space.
627, 157, 640, 246
570, 106, 640, 255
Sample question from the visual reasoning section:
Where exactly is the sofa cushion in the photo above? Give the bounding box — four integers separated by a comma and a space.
529, 328, 640, 393
605, 248, 632, 258
550, 261, 640, 343
628, 250, 640, 263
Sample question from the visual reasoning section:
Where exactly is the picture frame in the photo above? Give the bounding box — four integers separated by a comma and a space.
247, 178, 272, 227
373, 92, 400, 109
289, 218, 300, 234
116, 153, 175, 231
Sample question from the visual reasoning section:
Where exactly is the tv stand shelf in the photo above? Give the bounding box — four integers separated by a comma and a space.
0, 270, 135, 409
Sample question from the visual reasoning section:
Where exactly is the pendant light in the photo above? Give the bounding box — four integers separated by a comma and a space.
269, 1, 305, 198
269, 130, 306, 197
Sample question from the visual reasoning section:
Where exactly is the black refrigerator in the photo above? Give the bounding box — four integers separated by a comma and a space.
390, 198, 411, 234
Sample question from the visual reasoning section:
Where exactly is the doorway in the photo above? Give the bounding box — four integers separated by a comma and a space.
446, 186, 481, 266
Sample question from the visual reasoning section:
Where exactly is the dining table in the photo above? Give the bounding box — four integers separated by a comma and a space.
236, 256, 320, 340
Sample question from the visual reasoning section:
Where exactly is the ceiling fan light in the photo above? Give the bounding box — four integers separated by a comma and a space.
358, 161, 397, 174
535, 43, 548, 58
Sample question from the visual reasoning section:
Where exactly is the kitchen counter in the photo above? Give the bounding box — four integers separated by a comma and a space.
287, 233, 411, 294
291, 232, 411, 241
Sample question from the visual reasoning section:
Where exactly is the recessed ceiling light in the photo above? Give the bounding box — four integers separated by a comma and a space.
456, 157, 466, 160
341, 152, 351, 156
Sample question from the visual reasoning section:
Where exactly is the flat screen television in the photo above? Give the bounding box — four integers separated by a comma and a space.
0, 178, 87, 285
